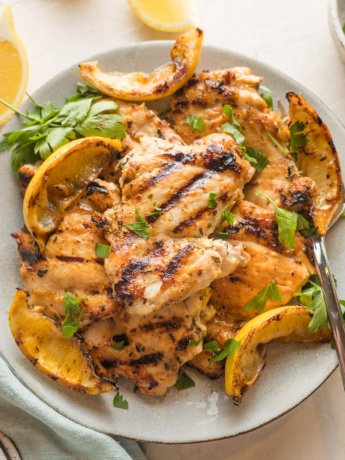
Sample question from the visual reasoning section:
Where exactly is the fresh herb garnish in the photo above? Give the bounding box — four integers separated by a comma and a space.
204, 339, 220, 356
174, 369, 195, 391
289, 121, 309, 153
297, 213, 315, 237
186, 114, 204, 132
221, 210, 235, 226
125, 208, 152, 239
61, 292, 86, 338
111, 341, 125, 351
245, 282, 282, 313
188, 339, 201, 347
256, 191, 299, 249
267, 132, 289, 155
94, 243, 111, 258
0, 83, 126, 174
209, 338, 241, 363
244, 146, 269, 172
214, 231, 229, 240
259, 85, 274, 109
147, 202, 162, 217
222, 104, 245, 145
113, 391, 129, 410
294, 279, 328, 333
208, 191, 219, 208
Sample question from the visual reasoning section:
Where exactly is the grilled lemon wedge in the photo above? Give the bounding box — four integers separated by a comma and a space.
23, 136, 122, 251
9, 290, 115, 394
225, 305, 330, 404
287, 92, 344, 236
79, 28, 203, 101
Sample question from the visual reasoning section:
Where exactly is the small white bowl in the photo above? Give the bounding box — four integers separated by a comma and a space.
329, 0, 345, 62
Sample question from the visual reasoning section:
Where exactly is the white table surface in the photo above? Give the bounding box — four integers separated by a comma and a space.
4, 0, 345, 458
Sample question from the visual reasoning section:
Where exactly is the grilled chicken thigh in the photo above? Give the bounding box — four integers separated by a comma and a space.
170, 67, 316, 211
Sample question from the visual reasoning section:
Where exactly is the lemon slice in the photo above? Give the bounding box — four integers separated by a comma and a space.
0, 5, 28, 126
23, 136, 122, 251
79, 28, 203, 101
9, 290, 115, 394
127, 0, 200, 32
287, 92, 344, 236
225, 305, 330, 404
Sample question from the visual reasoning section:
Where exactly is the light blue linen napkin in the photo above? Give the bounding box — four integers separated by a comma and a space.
0, 356, 147, 460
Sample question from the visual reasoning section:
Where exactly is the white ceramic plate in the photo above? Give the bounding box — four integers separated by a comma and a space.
0, 42, 344, 444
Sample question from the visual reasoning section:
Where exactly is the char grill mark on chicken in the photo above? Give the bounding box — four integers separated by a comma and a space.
169, 67, 316, 211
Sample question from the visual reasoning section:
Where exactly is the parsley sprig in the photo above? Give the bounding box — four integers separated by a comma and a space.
61, 292, 86, 338
174, 369, 195, 390
186, 114, 204, 132
113, 391, 129, 410
244, 146, 269, 172
209, 338, 241, 363
125, 208, 152, 239
245, 282, 282, 313
208, 191, 219, 208
0, 83, 126, 174
289, 121, 310, 153
259, 85, 274, 109
294, 279, 328, 333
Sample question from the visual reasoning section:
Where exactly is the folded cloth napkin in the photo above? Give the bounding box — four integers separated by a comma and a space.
0, 356, 147, 460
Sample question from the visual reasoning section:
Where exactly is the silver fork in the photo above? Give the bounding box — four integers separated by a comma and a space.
313, 200, 345, 389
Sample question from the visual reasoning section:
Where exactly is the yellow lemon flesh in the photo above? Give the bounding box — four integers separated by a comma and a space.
79, 28, 203, 101
0, 5, 28, 126
9, 290, 115, 394
225, 305, 330, 404
23, 136, 122, 251
287, 92, 344, 236
127, 0, 200, 32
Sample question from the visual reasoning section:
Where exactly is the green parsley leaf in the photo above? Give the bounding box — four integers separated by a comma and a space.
111, 341, 125, 351
267, 132, 289, 155
186, 114, 204, 132
245, 282, 282, 313
61, 292, 86, 338
259, 85, 274, 109
256, 192, 299, 249
188, 339, 201, 347
222, 104, 245, 145
244, 146, 269, 172
0, 83, 126, 174
214, 231, 229, 240
204, 339, 220, 356
223, 105, 242, 130
208, 191, 219, 208
295, 279, 328, 333
221, 210, 235, 226
297, 213, 315, 237
147, 202, 162, 217
209, 338, 241, 363
125, 208, 152, 239
95, 243, 111, 258
289, 121, 309, 153
113, 391, 129, 410
174, 369, 195, 391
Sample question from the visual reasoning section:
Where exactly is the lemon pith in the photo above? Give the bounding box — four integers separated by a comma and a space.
0, 5, 28, 125
9, 290, 115, 394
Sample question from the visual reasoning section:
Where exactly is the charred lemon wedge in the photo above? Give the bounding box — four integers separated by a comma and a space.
23, 136, 122, 251
287, 92, 344, 236
9, 290, 115, 394
79, 28, 203, 101
225, 305, 330, 404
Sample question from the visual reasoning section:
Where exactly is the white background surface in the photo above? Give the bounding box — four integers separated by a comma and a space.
3, 0, 345, 458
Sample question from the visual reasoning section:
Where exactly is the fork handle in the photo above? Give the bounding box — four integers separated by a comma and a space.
313, 237, 345, 390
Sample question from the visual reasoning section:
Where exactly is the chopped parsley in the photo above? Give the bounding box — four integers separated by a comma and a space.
147, 202, 162, 217
215, 231, 229, 240
222, 104, 245, 145
210, 338, 241, 363
204, 340, 220, 356
113, 391, 129, 410
125, 208, 152, 239
267, 132, 289, 156
294, 279, 328, 333
186, 114, 204, 132
188, 339, 201, 347
208, 191, 219, 208
289, 121, 309, 153
221, 210, 235, 226
174, 369, 195, 391
259, 85, 274, 109
0, 82, 126, 174
244, 146, 269, 172
256, 192, 299, 249
245, 282, 282, 313
94, 243, 111, 258
61, 292, 86, 338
